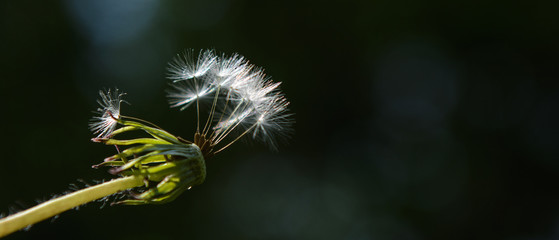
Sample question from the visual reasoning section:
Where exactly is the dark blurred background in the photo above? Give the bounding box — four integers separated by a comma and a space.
1, 0, 559, 239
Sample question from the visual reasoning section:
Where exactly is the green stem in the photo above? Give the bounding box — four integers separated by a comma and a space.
0, 175, 144, 238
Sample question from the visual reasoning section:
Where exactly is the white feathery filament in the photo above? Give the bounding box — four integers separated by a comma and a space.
89, 89, 126, 138
167, 49, 292, 151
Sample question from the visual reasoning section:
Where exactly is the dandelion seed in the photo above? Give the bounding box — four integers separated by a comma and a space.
167, 80, 213, 110
251, 95, 292, 149
167, 49, 217, 81
212, 53, 250, 87
89, 89, 126, 138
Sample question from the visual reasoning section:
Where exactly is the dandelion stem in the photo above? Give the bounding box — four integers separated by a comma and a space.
0, 175, 144, 238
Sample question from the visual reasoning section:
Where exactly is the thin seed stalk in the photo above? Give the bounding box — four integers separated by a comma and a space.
0, 175, 144, 238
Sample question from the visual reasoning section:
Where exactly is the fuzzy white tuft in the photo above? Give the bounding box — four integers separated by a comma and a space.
89, 89, 126, 138
167, 50, 293, 150
167, 49, 217, 81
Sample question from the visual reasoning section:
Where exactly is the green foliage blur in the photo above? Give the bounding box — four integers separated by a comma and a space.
1, 0, 558, 239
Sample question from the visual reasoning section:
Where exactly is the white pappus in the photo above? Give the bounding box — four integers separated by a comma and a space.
166, 49, 293, 152
89, 89, 126, 138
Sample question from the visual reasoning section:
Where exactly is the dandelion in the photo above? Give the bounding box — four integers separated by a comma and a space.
0, 49, 292, 237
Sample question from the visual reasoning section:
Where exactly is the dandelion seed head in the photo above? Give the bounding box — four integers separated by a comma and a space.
89, 88, 126, 138
167, 49, 293, 151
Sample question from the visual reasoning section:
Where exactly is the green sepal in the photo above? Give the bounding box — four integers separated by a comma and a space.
109, 125, 139, 137
118, 119, 181, 144
137, 162, 187, 182
137, 175, 182, 199
102, 138, 170, 146
107, 144, 156, 160
107, 144, 175, 162
117, 184, 190, 205
92, 161, 124, 168
117, 150, 168, 172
